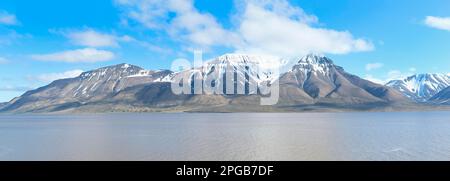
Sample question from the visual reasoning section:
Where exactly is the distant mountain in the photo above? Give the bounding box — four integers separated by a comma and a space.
429, 87, 450, 104
0, 63, 173, 112
0, 54, 415, 113
386, 74, 450, 102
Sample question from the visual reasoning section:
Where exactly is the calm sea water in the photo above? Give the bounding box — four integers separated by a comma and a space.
0, 112, 450, 161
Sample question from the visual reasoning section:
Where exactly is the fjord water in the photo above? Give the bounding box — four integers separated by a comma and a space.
0, 112, 450, 161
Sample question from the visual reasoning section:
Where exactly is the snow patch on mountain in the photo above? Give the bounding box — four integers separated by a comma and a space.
203, 54, 288, 83
386, 73, 450, 102
291, 54, 334, 75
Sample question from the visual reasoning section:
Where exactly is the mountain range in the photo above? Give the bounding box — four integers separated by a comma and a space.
0, 54, 449, 113
386, 73, 450, 102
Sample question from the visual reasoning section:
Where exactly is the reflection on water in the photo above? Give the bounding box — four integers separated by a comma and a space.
0, 112, 450, 161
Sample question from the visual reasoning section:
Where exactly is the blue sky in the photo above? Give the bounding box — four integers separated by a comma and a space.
0, 0, 450, 102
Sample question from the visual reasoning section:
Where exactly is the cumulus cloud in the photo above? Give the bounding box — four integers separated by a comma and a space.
116, 0, 240, 50
365, 62, 383, 71
425, 16, 450, 31
62, 29, 169, 54
65, 29, 119, 47
115, 0, 374, 57
36, 69, 84, 83
53, 28, 134, 48
31, 48, 115, 63
0, 11, 19, 25
233, 0, 373, 56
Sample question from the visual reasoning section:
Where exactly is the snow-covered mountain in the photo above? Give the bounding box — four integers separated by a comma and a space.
429, 87, 450, 104
162, 54, 293, 95
205, 54, 287, 83
0, 63, 173, 112
290, 54, 335, 76
73, 63, 173, 99
386, 73, 450, 102
278, 54, 407, 104
0, 54, 413, 113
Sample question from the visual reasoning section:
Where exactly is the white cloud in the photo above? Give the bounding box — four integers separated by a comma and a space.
365, 63, 384, 71
233, 0, 373, 56
31, 48, 115, 63
115, 0, 374, 57
66, 29, 118, 47
169, 6, 241, 48
0, 57, 9, 64
0, 11, 19, 25
36, 69, 84, 83
425, 16, 450, 31
55, 28, 139, 48
51, 28, 136, 48
116, 0, 241, 50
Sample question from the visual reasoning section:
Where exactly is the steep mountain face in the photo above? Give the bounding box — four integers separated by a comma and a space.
0, 54, 413, 113
386, 74, 450, 102
429, 87, 450, 104
205, 54, 284, 83
110, 54, 286, 108
0, 63, 173, 112
190, 54, 285, 95
278, 54, 408, 105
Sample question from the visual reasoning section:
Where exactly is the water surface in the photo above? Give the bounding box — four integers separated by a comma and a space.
0, 112, 450, 161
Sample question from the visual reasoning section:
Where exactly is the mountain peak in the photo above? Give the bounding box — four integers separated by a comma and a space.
389, 73, 450, 85
79, 63, 143, 79
290, 54, 336, 75
298, 53, 333, 65
208, 53, 288, 74
108, 63, 141, 70
386, 73, 450, 102
212, 53, 280, 65
409, 73, 448, 79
